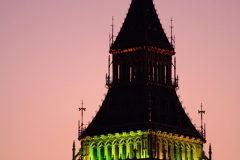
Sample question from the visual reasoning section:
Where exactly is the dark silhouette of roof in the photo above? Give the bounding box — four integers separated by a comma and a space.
81, 0, 204, 142
111, 0, 173, 51
81, 85, 203, 141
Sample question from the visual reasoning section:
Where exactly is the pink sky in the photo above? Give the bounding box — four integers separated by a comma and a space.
0, 0, 240, 159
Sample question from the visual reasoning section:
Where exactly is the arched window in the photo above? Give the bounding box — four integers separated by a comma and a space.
99, 146, 104, 160
118, 64, 121, 81
122, 144, 126, 160
129, 143, 133, 159
153, 62, 157, 82
156, 142, 160, 159
133, 64, 137, 80
107, 145, 112, 160
115, 145, 119, 160
93, 147, 97, 160
153, 65, 155, 81
161, 63, 165, 82
190, 147, 193, 160
130, 66, 132, 82
168, 144, 171, 159
174, 145, 177, 160
137, 143, 141, 159
180, 146, 183, 160
185, 146, 189, 160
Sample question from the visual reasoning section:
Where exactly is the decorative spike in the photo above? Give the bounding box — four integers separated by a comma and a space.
209, 143, 212, 160
73, 140, 75, 148
72, 140, 76, 160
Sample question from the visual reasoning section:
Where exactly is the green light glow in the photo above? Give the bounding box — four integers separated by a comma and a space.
80, 130, 204, 160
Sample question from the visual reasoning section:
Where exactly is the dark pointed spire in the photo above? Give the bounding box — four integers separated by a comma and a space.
111, 0, 173, 51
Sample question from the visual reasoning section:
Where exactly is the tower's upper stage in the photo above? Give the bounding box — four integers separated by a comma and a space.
111, 0, 173, 51
80, 0, 204, 142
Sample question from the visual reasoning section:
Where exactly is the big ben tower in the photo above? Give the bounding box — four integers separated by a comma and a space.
72, 0, 211, 160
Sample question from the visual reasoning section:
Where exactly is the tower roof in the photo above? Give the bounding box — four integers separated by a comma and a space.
81, 85, 203, 141
80, 0, 204, 142
111, 0, 173, 51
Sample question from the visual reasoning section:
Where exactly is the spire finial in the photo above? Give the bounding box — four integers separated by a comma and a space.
198, 103, 205, 137
170, 17, 176, 50
79, 100, 86, 138
110, 16, 114, 47
209, 143, 212, 160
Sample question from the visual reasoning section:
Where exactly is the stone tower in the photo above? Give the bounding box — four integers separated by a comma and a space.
72, 0, 210, 160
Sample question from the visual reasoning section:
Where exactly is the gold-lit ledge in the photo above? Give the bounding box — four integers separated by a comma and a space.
110, 46, 174, 55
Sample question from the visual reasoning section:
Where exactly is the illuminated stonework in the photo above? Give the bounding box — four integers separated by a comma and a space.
79, 130, 204, 160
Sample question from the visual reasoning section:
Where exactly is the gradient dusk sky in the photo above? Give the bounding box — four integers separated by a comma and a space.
0, 0, 240, 160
